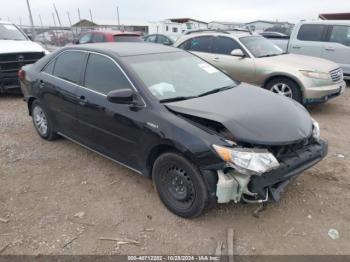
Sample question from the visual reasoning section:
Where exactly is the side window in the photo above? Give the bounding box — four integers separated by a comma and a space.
79, 33, 92, 44
53, 51, 86, 84
213, 36, 242, 55
329, 25, 350, 47
157, 35, 168, 44
84, 53, 132, 95
92, 33, 106, 43
188, 36, 213, 53
42, 60, 55, 74
145, 35, 157, 43
297, 24, 327, 41
178, 40, 191, 50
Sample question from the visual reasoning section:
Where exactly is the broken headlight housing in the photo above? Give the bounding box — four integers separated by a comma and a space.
311, 118, 320, 140
213, 145, 280, 176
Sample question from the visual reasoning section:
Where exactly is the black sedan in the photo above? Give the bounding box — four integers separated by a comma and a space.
19, 43, 327, 218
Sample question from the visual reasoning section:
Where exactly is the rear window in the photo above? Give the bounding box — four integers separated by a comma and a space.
297, 24, 327, 41
113, 35, 142, 42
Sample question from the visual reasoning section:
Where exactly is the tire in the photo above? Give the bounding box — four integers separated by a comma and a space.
31, 100, 59, 141
265, 77, 302, 103
152, 152, 208, 218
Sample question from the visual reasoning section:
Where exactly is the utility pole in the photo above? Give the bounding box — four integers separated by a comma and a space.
67, 11, 72, 26
19, 16, 22, 26
116, 6, 120, 26
25, 0, 36, 40
89, 9, 93, 23
53, 3, 62, 27
39, 14, 43, 27
52, 13, 57, 27
78, 8, 81, 21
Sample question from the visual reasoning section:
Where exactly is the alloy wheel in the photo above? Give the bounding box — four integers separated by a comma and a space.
270, 83, 293, 98
33, 106, 48, 136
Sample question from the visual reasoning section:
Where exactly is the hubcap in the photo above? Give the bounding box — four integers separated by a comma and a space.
33, 106, 48, 136
270, 83, 293, 98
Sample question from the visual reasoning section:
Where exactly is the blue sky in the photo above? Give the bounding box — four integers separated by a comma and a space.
0, 0, 349, 26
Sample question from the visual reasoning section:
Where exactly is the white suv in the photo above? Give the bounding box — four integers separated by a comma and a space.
0, 21, 49, 93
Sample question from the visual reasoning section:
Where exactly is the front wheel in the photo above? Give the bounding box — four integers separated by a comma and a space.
265, 77, 302, 103
31, 100, 59, 140
152, 152, 208, 218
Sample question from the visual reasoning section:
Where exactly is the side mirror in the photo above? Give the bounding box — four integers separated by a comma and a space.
231, 49, 245, 57
107, 89, 135, 104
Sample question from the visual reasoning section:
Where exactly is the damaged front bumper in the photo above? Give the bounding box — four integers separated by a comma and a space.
214, 139, 328, 204
249, 139, 328, 202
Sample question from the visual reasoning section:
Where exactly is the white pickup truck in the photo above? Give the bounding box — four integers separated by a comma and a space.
271, 21, 350, 80
0, 21, 49, 93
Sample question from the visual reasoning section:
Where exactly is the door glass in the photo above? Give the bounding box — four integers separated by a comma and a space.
145, 35, 157, 42
79, 33, 92, 44
188, 36, 213, 53
84, 53, 132, 95
53, 51, 86, 84
213, 36, 242, 55
157, 35, 168, 44
297, 24, 327, 41
92, 33, 105, 43
329, 25, 350, 47
42, 60, 55, 74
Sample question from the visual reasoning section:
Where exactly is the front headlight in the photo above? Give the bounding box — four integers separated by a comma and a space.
311, 118, 320, 140
300, 70, 330, 80
213, 145, 280, 175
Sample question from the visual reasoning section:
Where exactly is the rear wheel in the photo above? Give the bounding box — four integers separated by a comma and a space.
265, 77, 302, 103
31, 100, 59, 140
152, 152, 208, 218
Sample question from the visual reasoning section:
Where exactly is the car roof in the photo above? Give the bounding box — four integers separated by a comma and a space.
175, 31, 257, 45
90, 30, 140, 36
65, 42, 182, 57
298, 20, 350, 26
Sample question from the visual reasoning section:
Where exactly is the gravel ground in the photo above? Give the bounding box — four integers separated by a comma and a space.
0, 86, 349, 255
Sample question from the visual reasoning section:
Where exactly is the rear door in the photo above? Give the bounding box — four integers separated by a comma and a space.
290, 24, 327, 57
39, 50, 86, 137
75, 52, 143, 169
211, 36, 256, 83
322, 25, 350, 76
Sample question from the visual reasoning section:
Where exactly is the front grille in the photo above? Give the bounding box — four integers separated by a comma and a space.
329, 67, 343, 83
0, 52, 44, 88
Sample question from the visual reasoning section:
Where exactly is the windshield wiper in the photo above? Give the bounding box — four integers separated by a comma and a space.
196, 85, 234, 98
160, 96, 197, 103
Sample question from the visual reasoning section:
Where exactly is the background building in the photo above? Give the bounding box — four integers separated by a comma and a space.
245, 20, 294, 34
208, 21, 244, 30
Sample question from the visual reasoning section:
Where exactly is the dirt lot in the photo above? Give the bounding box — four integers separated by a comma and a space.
1, 86, 350, 255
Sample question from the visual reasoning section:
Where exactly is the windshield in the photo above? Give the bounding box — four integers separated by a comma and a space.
240, 36, 284, 58
0, 24, 27, 40
124, 52, 236, 101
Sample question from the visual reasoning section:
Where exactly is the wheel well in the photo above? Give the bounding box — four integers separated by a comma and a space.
263, 75, 304, 99
146, 144, 181, 178
27, 97, 36, 116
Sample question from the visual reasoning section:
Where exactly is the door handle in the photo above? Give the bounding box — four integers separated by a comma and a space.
39, 80, 45, 88
325, 47, 335, 51
292, 46, 301, 49
78, 95, 88, 106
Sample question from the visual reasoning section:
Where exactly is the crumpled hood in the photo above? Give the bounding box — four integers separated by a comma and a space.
0, 40, 47, 54
262, 53, 339, 72
166, 84, 313, 146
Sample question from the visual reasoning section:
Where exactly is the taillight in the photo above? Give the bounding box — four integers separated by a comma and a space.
18, 70, 25, 80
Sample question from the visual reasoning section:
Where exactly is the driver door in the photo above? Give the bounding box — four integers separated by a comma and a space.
210, 36, 256, 83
